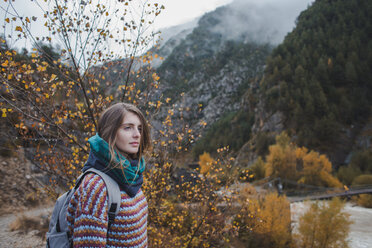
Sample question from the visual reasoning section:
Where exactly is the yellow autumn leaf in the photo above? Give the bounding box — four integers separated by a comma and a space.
37, 65, 46, 72
15, 26, 23, 32
50, 74, 57, 81
152, 73, 160, 81
1, 60, 8, 67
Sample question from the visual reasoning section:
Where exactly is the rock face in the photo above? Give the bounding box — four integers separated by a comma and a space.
0, 150, 49, 215
151, 2, 277, 140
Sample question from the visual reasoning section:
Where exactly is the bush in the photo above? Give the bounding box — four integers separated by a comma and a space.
296, 198, 352, 248
9, 213, 49, 237
234, 192, 292, 248
349, 149, 372, 173
357, 194, 372, 208
351, 174, 372, 186
265, 132, 342, 188
198, 152, 214, 175
250, 156, 266, 180
351, 174, 372, 208
337, 165, 361, 185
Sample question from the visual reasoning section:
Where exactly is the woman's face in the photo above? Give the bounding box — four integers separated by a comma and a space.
115, 111, 142, 155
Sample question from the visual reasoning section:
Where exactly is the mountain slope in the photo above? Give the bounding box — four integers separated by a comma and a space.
152, 3, 279, 156
259, 0, 372, 166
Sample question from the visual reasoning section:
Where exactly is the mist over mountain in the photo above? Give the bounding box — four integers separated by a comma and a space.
152, 19, 199, 68
153, 0, 313, 68
210, 0, 314, 44
158, 19, 199, 47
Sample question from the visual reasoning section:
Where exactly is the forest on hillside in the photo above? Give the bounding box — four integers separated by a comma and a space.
262, 0, 372, 154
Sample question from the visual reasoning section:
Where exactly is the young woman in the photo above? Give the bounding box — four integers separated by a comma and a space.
67, 103, 151, 247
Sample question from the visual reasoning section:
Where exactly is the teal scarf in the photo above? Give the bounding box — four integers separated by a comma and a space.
88, 134, 145, 184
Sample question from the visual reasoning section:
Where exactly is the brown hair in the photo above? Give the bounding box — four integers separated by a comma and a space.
97, 103, 151, 165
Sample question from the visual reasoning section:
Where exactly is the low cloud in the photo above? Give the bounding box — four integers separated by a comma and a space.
212, 0, 314, 44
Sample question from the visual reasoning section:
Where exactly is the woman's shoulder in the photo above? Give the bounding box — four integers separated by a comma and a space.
76, 172, 109, 202
72, 173, 109, 218
80, 172, 107, 190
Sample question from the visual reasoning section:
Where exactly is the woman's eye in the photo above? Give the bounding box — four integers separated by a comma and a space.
124, 126, 131, 130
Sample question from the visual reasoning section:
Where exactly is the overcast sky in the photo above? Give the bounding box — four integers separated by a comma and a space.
153, 0, 232, 29
0, 0, 232, 48
153, 0, 314, 30
0, 0, 314, 52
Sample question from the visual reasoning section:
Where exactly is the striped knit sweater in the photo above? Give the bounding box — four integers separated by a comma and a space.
67, 173, 148, 248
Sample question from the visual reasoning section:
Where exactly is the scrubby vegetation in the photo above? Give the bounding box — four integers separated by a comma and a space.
192, 110, 254, 157
338, 150, 372, 185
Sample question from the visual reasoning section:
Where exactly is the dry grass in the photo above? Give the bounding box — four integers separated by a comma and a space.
9, 213, 49, 238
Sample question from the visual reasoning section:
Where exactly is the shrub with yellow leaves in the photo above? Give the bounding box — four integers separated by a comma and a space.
265, 132, 342, 188
295, 198, 352, 248
199, 152, 214, 175
233, 189, 292, 248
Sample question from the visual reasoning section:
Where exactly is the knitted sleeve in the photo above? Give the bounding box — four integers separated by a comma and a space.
67, 173, 109, 247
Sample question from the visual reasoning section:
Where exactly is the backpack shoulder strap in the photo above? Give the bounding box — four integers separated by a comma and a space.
82, 168, 121, 221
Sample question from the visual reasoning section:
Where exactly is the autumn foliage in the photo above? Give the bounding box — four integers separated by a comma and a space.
295, 198, 352, 248
233, 189, 292, 248
0, 1, 247, 246
265, 132, 342, 188
198, 152, 214, 174
0, 0, 164, 192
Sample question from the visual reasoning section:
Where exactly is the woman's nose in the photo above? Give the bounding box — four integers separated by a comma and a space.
133, 128, 141, 137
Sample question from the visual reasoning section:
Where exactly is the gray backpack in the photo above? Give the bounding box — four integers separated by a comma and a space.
46, 168, 121, 248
